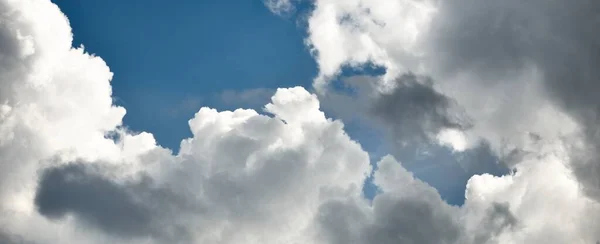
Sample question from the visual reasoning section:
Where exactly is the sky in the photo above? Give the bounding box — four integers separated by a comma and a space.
51, 0, 317, 150
1, 0, 600, 243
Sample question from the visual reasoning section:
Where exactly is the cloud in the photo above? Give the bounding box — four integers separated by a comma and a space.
369, 73, 470, 146
424, 0, 600, 200
1, 0, 600, 243
26, 86, 372, 243
0, 0, 128, 215
0, 231, 31, 244
300, 0, 582, 154
315, 156, 515, 244
280, 0, 600, 242
0, 5, 374, 238
34, 163, 190, 242
264, 0, 295, 16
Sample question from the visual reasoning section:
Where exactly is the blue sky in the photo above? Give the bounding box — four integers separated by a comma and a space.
52, 0, 317, 151
50, 0, 505, 206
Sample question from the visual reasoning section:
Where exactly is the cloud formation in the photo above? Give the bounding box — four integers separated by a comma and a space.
263, 0, 295, 16
370, 73, 470, 146
1, 0, 600, 243
271, 0, 600, 242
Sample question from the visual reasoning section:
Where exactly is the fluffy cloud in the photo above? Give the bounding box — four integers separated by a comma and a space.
0, 0, 128, 214
28, 85, 373, 243
274, 0, 600, 242
0, 2, 373, 241
2, 0, 600, 243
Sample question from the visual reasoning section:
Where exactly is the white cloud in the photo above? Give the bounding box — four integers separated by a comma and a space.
436, 129, 467, 152
264, 0, 295, 16
307, 0, 437, 88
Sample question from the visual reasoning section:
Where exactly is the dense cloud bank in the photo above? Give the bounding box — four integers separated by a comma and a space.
0, 0, 599, 243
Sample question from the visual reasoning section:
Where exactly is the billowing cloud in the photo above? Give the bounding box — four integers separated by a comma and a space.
2, 0, 600, 243
26, 85, 373, 243
292, 0, 600, 242
302, 0, 583, 154
0, 3, 374, 240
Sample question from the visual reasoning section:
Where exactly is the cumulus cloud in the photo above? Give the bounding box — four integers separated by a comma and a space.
2, 0, 600, 243
25, 85, 372, 243
303, 0, 582, 154
0, 3, 374, 240
289, 0, 600, 242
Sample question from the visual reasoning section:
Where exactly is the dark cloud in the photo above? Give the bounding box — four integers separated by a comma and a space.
318, 73, 470, 149
316, 199, 368, 244
317, 198, 463, 244
316, 183, 463, 244
365, 195, 461, 244
370, 73, 470, 146
426, 0, 600, 200
34, 163, 192, 242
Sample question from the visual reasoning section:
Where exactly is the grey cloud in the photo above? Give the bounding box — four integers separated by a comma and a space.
320, 73, 470, 146
456, 142, 503, 173
34, 163, 192, 242
315, 158, 518, 244
0, 231, 32, 244
318, 74, 507, 206
370, 73, 470, 145
473, 202, 518, 244
317, 196, 464, 244
315, 199, 367, 244
425, 0, 600, 200
427, 0, 536, 79
365, 195, 461, 244
316, 172, 464, 244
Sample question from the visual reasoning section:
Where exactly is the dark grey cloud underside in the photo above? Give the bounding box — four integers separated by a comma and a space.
365, 196, 461, 244
370, 73, 470, 146
35, 164, 152, 236
316, 182, 518, 244
316, 192, 462, 244
34, 163, 191, 242
426, 0, 600, 199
